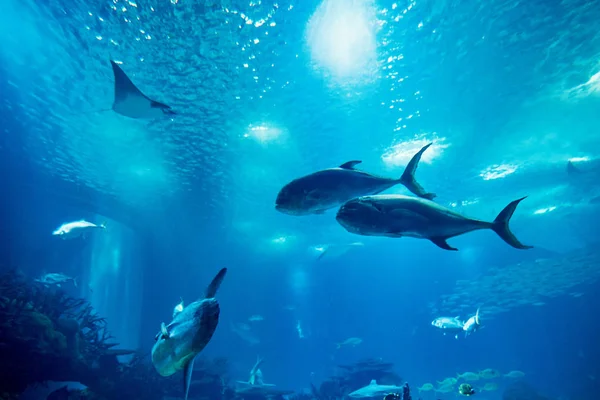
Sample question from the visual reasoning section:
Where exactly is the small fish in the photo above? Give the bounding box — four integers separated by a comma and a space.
172, 298, 184, 318
462, 308, 481, 336
504, 370, 525, 379
417, 383, 434, 392
434, 385, 454, 393
457, 372, 480, 382
336, 195, 532, 251
36, 273, 77, 288
436, 377, 458, 386
478, 368, 501, 379
482, 382, 498, 391
336, 337, 362, 349
248, 315, 264, 322
275, 143, 435, 216
432, 316, 464, 330
52, 220, 105, 240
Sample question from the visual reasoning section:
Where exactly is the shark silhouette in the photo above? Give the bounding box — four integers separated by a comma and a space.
349, 380, 404, 398
151, 267, 227, 400
110, 60, 175, 118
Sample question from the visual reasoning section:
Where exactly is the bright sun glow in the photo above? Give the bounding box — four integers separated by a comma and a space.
479, 164, 518, 181
244, 124, 283, 144
382, 136, 449, 167
306, 0, 378, 83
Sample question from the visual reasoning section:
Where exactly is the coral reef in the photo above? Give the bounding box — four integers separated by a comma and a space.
0, 269, 223, 400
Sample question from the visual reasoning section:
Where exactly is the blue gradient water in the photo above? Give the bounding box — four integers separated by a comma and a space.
2, 0, 600, 399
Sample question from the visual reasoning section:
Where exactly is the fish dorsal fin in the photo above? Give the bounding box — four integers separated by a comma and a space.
369, 379, 377, 385
339, 160, 362, 169
183, 357, 195, 400
204, 267, 228, 298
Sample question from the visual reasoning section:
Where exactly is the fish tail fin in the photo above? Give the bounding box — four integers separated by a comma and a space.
491, 197, 532, 249
336, 343, 341, 349
399, 142, 436, 200
99, 220, 108, 229
73, 277, 78, 288
475, 307, 480, 324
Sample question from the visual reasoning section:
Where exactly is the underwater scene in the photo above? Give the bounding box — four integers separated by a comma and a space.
1, 0, 600, 399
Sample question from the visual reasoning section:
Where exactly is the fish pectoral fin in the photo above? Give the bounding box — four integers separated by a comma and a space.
183, 357, 195, 400
160, 322, 170, 339
430, 237, 458, 251
339, 160, 362, 169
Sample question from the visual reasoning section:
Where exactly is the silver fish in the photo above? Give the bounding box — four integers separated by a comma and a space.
335, 195, 532, 251
275, 143, 435, 216
431, 316, 464, 330
462, 308, 481, 336
52, 220, 105, 240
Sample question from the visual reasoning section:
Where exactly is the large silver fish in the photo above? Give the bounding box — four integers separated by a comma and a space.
275, 143, 435, 216
151, 268, 227, 400
335, 195, 532, 251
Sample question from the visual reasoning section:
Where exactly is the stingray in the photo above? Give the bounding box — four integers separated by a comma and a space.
110, 60, 175, 119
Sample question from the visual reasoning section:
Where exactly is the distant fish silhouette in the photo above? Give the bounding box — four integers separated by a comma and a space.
110, 60, 175, 119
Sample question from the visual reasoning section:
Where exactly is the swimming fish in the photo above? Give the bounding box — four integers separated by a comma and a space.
336, 195, 532, 251
35, 273, 77, 288
432, 316, 464, 330
336, 337, 363, 349
478, 368, 501, 379
348, 380, 403, 398
52, 220, 105, 240
275, 143, 435, 216
457, 372, 480, 382
151, 268, 227, 400
462, 308, 481, 336
110, 60, 175, 119
504, 370, 525, 379
417, 383, 434, 392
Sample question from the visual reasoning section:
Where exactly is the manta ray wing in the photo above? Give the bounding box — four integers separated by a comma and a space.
110, 60, 174, 119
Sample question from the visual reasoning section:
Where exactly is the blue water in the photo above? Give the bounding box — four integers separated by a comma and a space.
2, 0, 600, 399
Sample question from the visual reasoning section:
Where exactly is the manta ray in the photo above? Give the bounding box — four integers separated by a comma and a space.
110, 60, 175, 119
151, 268, 227, 400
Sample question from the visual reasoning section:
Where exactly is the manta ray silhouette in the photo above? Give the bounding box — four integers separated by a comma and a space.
110, 60, 175, 119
